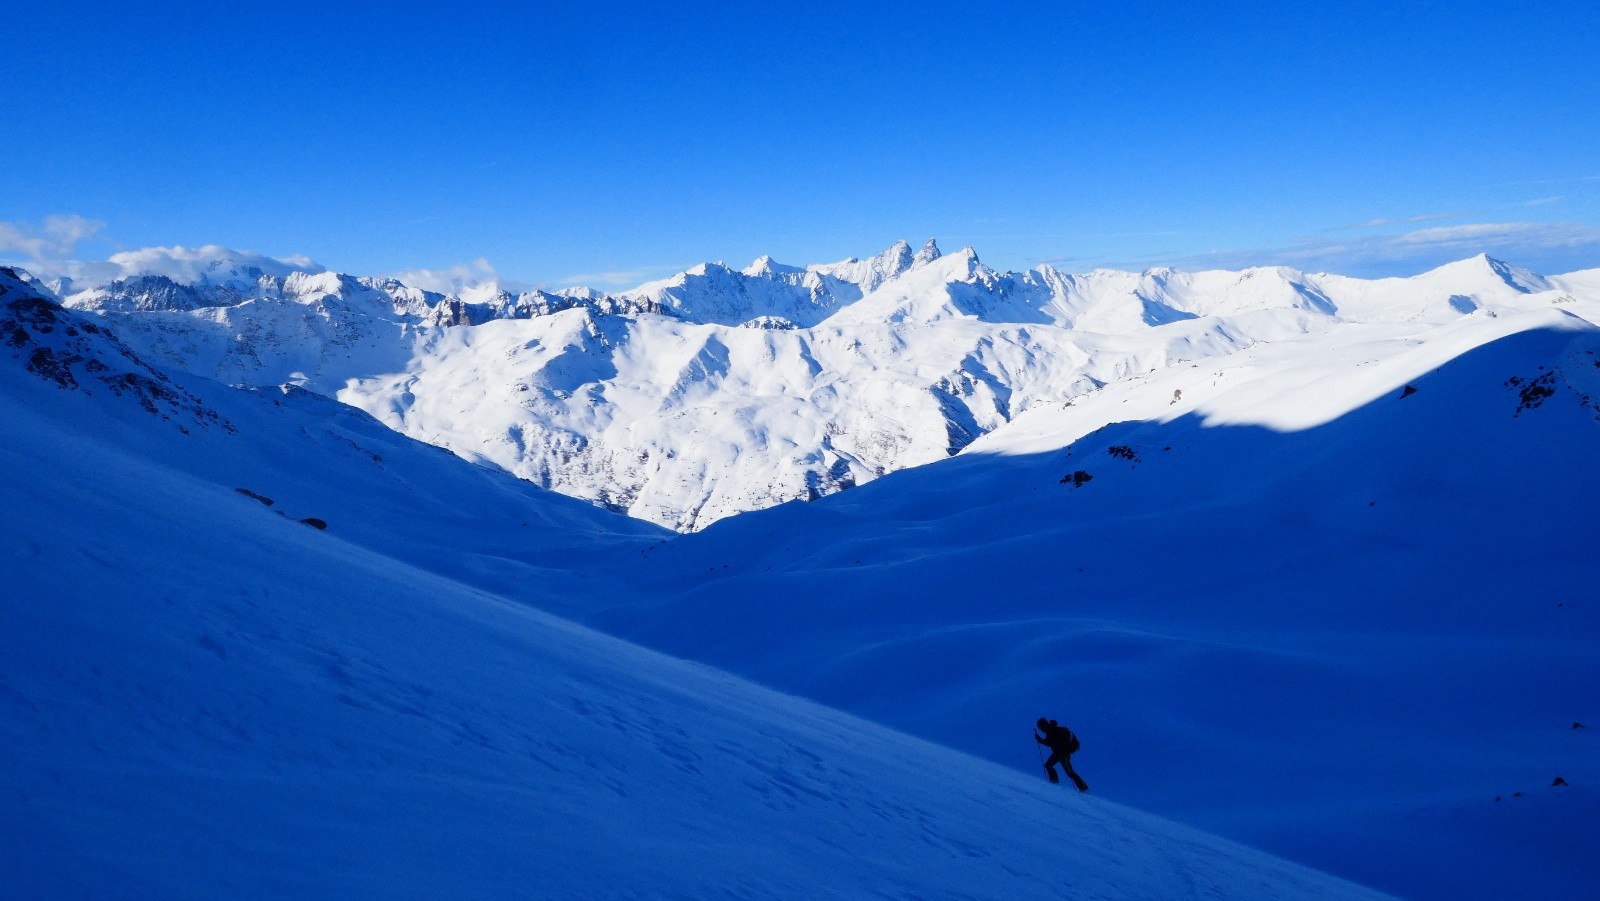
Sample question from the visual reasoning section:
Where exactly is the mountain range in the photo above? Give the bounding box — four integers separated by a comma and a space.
36, 239, 1593, 531
6, 239, 1599, 897
1, 266, 1388, 898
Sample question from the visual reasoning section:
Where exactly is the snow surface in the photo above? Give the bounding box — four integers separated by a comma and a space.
0, 271, 1385, 898
10, 244, 1600, 896
43, 243, 1600, 532
581, 308, 1600, 899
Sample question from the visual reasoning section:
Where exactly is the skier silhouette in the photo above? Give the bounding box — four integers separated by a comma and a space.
1035, 717, 1089, 792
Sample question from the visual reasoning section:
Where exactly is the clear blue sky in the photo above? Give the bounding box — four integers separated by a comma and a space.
5, 1, 1599, 287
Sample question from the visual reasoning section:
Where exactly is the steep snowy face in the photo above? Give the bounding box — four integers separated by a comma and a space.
0, 268, 231, 432
40, 243, 1600, 530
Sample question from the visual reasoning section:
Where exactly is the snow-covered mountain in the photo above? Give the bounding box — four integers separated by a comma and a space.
1, 269, 1386, 898
8, 240, 1598, 897
584, 301, 1600, 899
38, 241, 1597, 531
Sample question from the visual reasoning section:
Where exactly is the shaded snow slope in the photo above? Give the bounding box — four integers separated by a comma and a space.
584, 311, 1600, 899
39, 243, 1600, 530
0, 274, 1383, 898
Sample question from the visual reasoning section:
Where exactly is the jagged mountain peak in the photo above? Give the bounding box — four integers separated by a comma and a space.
741, 254, 798, 278
877, 237, 948, 272
870, 239, 915, 274
804, 238, 941, 295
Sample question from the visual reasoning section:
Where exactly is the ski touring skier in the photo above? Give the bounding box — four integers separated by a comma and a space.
1035, 717, 1089, 792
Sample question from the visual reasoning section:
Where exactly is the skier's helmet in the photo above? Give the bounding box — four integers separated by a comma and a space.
1036, 717, 1049, 730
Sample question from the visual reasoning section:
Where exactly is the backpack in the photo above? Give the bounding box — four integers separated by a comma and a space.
1047, 720, 1081, 754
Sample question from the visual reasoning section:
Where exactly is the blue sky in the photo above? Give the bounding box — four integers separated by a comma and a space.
4, 2, 1598, 288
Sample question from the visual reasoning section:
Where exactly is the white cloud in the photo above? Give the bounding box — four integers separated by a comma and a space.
558, 267, 685, 289
0, 219, 326, 289
388, 257, 532, 295
1338, 211, 1472, 230
0, 214, 105, 262
12, 243, 324, 289
1127, 221, 1600, 276
73, 245, 325, 286
1382, 221, 1600, 252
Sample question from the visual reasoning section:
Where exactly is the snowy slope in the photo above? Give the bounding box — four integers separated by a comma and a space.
581, 307, 1600, 899
0, 267, 664, 600
43, 243, 1599, 531
0, 273, 1385, 898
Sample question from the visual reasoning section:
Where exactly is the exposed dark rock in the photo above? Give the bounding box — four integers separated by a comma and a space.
1060, 470, 1093, 488
1506, 372, 1558, 415
26, 346, 81, 388
1, 270, 234, 433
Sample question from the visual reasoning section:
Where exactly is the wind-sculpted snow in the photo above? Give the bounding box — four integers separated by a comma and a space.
40, 242, 1600, 529
0, 275, 1383, 898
